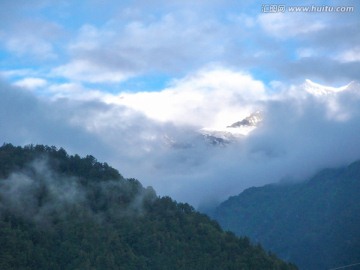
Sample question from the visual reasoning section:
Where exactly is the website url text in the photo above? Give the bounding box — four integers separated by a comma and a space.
261, 5, 355, 13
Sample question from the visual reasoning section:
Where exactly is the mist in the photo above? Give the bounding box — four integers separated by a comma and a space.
0, 159, 85, 225
0, 157, 155, 226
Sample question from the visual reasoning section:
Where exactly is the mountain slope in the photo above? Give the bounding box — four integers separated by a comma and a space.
211, 161, 360, 270
0, 143, 297, 270
227, 111, 263, 128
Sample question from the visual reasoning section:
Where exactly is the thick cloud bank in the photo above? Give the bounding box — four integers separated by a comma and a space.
1, 70, 360, 207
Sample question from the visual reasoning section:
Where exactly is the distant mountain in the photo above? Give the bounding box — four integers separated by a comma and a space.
302, 79, 358, 96
0, 144, 297, 270
210, 160, 360, 270
161, 79, 359, 150
198, 111, 263, 146
165, 80, 358, 149
227, 111, 263, 128
199, 130, 238, 146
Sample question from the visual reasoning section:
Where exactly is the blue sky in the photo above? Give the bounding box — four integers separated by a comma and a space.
1, 0, 359, 94
1, 0, 360, 206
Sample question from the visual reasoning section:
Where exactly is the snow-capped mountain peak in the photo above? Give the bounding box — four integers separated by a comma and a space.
198, 111, 263, 145
226, 111, 263, 128
303, 79, 353, 96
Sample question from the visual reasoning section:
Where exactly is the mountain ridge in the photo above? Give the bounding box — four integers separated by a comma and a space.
0, 143, 297, 270
210, 159, 360, 270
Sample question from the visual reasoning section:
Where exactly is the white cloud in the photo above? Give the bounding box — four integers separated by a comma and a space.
231, 14, 256, 28
109, 67, 267, 128
48, 82, 114, 101
14, 77, 48, 90
5, 36, 56, 59
0, 69, 36, 79
69, 24, 114, 51
52, 59, 132, 83
1, 0, 360, 208
2, 75, 360, 208
296, 48, 317, 59
1, 19, 61, 61
336, 47, 360, 63
0, 0, 359, 87
258, 13, 326, 38
55, 12, 225, 84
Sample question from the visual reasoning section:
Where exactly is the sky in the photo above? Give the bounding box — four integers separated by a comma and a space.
1, 0, 360, 207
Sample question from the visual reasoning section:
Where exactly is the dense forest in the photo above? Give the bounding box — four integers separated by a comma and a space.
0, 144, 297, 270
211, 160, 360, 270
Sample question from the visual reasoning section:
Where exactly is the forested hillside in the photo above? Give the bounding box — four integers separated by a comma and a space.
0, 144, 296, 270
212, 161, 360, 270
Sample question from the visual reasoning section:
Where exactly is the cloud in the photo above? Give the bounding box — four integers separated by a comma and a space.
0, 15, 62, 61
1, 0, 359, 85
296, 48, 318, 59
0, 69, 37, 79
166, 81, 360, 207
14, 77, 48, 90
72, 78, 360, 208
258, 13, 326, 38
336, 47, 360, 63
47, 82, 112, 101
250, 6, 360, 82
2, 73, 360, 209
53, 12, 226, 83
123, 79, 360, 208
1, 0, 360, 208
5, 35, 56, 60
52, 59, 132, 83
278, 58, 360, 83
0, 80, 111, 158
110, 67, 267, 128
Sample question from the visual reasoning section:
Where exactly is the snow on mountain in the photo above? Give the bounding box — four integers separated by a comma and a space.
164, 79, 358, 148
303, 79, 354, 96
227, 111, 263, 128
198, 111, 263, 145
344, 81, 360, 92
199, 130, 239, 146
198, 79, 359, 146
